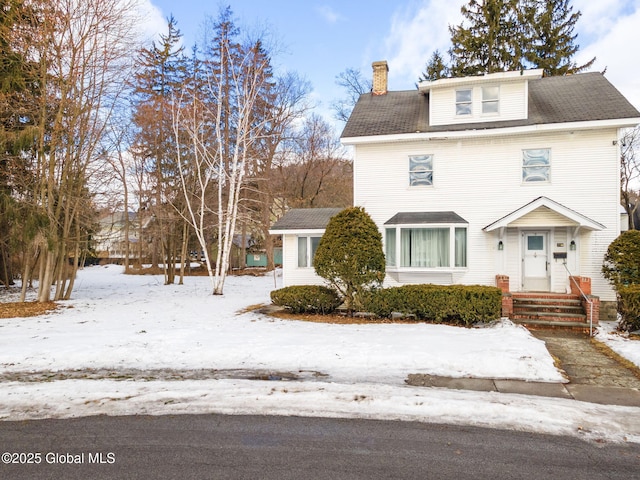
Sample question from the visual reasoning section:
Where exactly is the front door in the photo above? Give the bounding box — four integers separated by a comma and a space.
523, 231, 550, 291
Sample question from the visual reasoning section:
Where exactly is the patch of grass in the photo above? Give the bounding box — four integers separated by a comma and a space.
591, 337, 640, 380
0, 301, 58, 319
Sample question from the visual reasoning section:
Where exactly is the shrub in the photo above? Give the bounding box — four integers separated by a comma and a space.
362, 284, 502, 326
617, 285, 640, 333
270, 285, 342, 314
313, 207, 385, 315
602, 230, 640, 289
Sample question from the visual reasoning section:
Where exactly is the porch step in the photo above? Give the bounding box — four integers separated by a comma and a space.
511, 294, 587, 326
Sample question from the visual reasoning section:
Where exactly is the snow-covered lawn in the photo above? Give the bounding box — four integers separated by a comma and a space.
1, 265, 640, 443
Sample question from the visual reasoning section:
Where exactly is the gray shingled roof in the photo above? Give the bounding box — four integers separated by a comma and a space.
270, 208, 343, 231
341, 72, 640, 139
384, 212, 468, 225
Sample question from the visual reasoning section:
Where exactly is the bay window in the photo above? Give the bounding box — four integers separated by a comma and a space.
384, 213, 468, 269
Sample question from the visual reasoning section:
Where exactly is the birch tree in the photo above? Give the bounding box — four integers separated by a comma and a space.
172, 9, 275, 294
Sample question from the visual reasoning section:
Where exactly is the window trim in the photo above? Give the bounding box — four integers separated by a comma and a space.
522, 148, 551, 184
297, 235, 322, 268
385, 224, 468, 271
455, 88, 473, 116
481, 85, 499, 115
409, 154, 434, 187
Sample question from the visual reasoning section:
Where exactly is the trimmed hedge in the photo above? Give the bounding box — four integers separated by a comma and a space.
617, 285, 640, 333
270, 285, 342, 314
363, 284, 502, 326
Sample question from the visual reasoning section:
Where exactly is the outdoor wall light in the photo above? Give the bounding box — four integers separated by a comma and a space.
498, 240, 504, 250
570, 240, 576, 251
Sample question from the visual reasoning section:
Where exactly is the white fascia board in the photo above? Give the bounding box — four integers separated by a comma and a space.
268, 229, 326, 236
341, 117, 640, 146
418, 69, 544, 93
483, 197, 605, 232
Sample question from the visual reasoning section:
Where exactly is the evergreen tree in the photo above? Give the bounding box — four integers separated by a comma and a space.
418, 50, 450, 82
0, 0, 41, 287
313, 207, 385, 315
130, 16, 187, 283
449, 0, 522, 77
444, 0, 592, 77
521, 0, 594, 75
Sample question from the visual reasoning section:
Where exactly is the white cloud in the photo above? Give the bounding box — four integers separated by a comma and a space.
380, 0, 640, 110
574, 0, 640, 110
135, 0, 171, 45
316, 5, 345, 24
381, 0, 466, 89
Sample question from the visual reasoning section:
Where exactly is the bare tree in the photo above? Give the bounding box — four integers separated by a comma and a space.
331, 67, 371, 123
172, 23, 275, 294
276, 114, 353, 209
22, 0, 142, 302
621, 126, 640, 229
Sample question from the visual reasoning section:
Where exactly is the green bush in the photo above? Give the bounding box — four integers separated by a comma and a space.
362, 284, 502, 326
313, 207, 385, 315
270, 285, 342, 314
617, 285, 640, 333
602, 230, 640, 289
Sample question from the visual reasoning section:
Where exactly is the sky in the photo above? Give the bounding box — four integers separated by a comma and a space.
137, 0, 640, 129
1, 265, 639, 443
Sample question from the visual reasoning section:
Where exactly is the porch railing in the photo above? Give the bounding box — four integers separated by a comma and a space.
562, 261, 594, 336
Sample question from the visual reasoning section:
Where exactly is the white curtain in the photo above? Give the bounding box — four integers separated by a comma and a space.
297, 237, 308, 267
401, 228, 449, 267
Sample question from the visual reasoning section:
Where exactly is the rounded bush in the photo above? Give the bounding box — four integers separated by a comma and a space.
270, 285, 342, 314
602, 230, 640, 288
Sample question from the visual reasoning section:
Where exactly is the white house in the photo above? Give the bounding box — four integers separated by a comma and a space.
270, 63, 640, 324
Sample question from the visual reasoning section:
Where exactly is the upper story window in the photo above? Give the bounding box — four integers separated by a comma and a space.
297, 235, 321, 268
522, 148, 551, 182
409, 154, 433, 186
455, 89, 472, 115
482, 86, 499, 114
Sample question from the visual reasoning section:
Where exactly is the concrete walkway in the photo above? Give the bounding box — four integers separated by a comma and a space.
407, 329, 640, 407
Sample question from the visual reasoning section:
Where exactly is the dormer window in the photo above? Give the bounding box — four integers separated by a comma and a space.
482, 86, 499, 114
455, 89, 472, 115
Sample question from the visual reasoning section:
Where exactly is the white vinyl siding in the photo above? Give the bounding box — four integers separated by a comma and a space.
430, 80, 528, 126
352, 128, 621, 300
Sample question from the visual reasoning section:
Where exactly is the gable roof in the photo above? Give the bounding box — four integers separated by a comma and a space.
483, 196, 605, 232
341, 72, 640, 139
269, 208, 343, 233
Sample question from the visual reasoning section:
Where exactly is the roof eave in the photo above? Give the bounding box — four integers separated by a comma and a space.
341, 117, 640, 145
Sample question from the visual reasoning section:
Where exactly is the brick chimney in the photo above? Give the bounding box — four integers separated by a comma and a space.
372, 60, 388, 95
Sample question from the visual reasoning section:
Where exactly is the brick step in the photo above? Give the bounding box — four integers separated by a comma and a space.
512, 319, 593, 332
513, 304, 584, 314
512, 311, 587, 322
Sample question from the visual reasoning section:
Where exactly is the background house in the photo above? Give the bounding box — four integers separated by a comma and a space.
271, 63, 640, 322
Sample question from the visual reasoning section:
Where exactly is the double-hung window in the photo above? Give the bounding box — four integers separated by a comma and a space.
409, 154, 433, 186
522, 148, 551, 183
297, 236, 321, 268
455, 89, 472, 116
482, 86, 499, 114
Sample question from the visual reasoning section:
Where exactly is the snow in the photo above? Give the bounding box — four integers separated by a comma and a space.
1, 265, 640, 444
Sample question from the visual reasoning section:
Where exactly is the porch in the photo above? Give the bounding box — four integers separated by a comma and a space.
497, 274, 600, 333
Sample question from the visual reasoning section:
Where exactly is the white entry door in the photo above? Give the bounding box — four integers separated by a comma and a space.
523, 231, 550, 291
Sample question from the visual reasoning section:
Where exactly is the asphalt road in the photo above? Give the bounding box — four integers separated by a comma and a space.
1, 414, 639, 479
